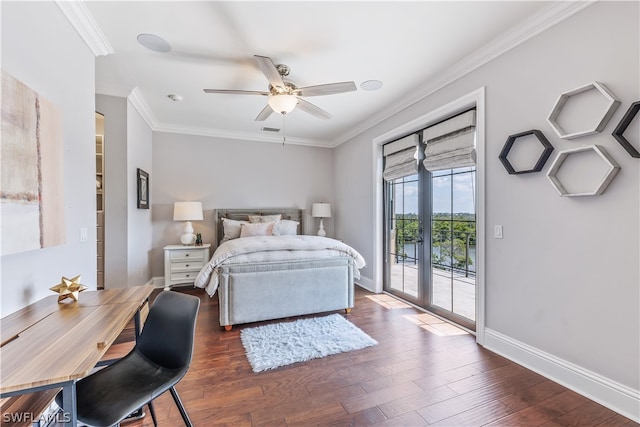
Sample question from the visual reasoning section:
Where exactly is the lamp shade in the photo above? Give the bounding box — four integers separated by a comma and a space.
311, 203, 331, 218
268, 94, 298, 114
173, 201, 203, 221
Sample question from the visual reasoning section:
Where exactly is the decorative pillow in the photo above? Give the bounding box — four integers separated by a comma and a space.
273, 219, 299, 236
248, 214, 282, 224
222, 218, 250, 241
240, 221, 275, 238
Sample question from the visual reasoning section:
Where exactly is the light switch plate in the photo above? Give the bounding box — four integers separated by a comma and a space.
494, 225, 503, 239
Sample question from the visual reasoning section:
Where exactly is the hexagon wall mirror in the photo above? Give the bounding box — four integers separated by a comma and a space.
547, 82, 620, 139
546, 145, 620, 196
612, 101, 640, 158
499, 129, 554, 174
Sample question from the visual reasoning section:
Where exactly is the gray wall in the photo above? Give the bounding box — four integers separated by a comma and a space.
95, 94, 154, 288
96, 95, 128, 288
1, 2, 96, 315
150, 132, 335, 277
334, 0, 638, 416
126, 101, 153, 285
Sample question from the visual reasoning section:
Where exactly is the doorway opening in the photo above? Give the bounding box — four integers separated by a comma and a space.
96, 112, 104, 289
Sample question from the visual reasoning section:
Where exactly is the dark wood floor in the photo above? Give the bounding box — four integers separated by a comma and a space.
109, 286, 636, 427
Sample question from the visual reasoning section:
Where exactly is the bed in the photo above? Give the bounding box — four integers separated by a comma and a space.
194, 208, 366, 330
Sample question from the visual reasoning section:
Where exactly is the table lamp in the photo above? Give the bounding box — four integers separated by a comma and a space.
311, 203, 331, 237
173, 201, 203, 245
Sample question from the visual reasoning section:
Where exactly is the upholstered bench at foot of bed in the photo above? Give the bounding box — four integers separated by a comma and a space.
218, 257, 355, 330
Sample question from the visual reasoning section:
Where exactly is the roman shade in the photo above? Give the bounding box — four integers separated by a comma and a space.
382, 134, 419, 181
423, 109, 476, 171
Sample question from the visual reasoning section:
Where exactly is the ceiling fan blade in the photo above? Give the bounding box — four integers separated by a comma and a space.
203, 89, 269, 96
254, 55, 285, 90
255, 104, 274, 121
296, 98, 332, 120
295, 81, 357, 97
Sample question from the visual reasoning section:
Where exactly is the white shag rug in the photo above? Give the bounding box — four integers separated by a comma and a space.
240, 313, 378, 372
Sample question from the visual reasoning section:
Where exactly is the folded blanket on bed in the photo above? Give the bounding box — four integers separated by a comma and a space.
194, 235, 366, 296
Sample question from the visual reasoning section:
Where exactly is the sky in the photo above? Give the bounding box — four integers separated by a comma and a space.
396, 169, 476, 214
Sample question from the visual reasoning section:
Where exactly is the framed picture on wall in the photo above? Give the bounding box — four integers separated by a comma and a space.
137, 168, 149, 209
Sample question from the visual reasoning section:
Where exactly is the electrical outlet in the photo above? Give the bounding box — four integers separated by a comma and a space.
494, 225, 503, 239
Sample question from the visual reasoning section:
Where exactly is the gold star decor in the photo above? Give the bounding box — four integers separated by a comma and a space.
50, 275, 88, 303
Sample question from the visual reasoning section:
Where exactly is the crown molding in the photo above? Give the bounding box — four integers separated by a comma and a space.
102, 87, 332, 147
334, 0, 596, 147
153, 122, 331, 148
128, 87, 158, 129
55, 0, 114, 57
96, 87, 131, 99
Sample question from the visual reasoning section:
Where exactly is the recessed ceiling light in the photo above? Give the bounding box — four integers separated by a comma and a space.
167, 94, 183, 102
360, 80, 383, 91
137, 33, 171, 53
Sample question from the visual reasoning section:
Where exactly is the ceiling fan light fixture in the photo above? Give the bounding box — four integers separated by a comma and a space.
204, 55, 354, 120
268, 94, 298, 114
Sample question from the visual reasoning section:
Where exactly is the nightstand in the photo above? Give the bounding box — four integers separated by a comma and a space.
163, 244, 211, 291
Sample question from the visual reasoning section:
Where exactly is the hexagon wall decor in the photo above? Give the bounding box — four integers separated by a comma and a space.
612, 101, 640, 158
546, 145, 620, 196
547, 82, 620, 139
499, 129, 554, 175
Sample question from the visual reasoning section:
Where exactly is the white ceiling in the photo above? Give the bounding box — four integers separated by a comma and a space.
83, 1, 582, 147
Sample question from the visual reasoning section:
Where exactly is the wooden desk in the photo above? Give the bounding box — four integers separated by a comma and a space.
0, 285, 155, 426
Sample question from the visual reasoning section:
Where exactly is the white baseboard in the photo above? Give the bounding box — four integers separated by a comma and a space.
355, 275, 374, 292
484, 328, 640, 423
151, 276, 164, 289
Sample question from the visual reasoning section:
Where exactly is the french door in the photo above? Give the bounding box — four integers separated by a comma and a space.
428, 166, 476, 331
384, 172, 423, 306
383, 114, 477, 331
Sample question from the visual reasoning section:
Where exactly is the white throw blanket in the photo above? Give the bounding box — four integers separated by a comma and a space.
194, 235, 366, 296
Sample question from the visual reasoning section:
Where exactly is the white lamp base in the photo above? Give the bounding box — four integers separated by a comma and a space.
316, 218, 326, 237
180, 221, 195, 245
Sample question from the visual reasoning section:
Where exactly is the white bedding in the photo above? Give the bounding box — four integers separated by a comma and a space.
194, 235, 366, 296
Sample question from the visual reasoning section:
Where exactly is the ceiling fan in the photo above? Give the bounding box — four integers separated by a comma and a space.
203, 55, 357, 121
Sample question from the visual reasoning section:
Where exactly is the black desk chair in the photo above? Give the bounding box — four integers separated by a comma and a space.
56, 291, 200, 426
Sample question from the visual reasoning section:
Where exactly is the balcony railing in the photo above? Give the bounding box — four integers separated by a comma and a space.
393, 218, 476, 278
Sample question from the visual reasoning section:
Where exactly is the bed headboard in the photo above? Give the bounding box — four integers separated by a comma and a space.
213, 208, 305, 247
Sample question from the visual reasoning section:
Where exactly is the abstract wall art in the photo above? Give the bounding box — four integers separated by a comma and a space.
137, 168, 149, 209
1, 70, 65, 255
